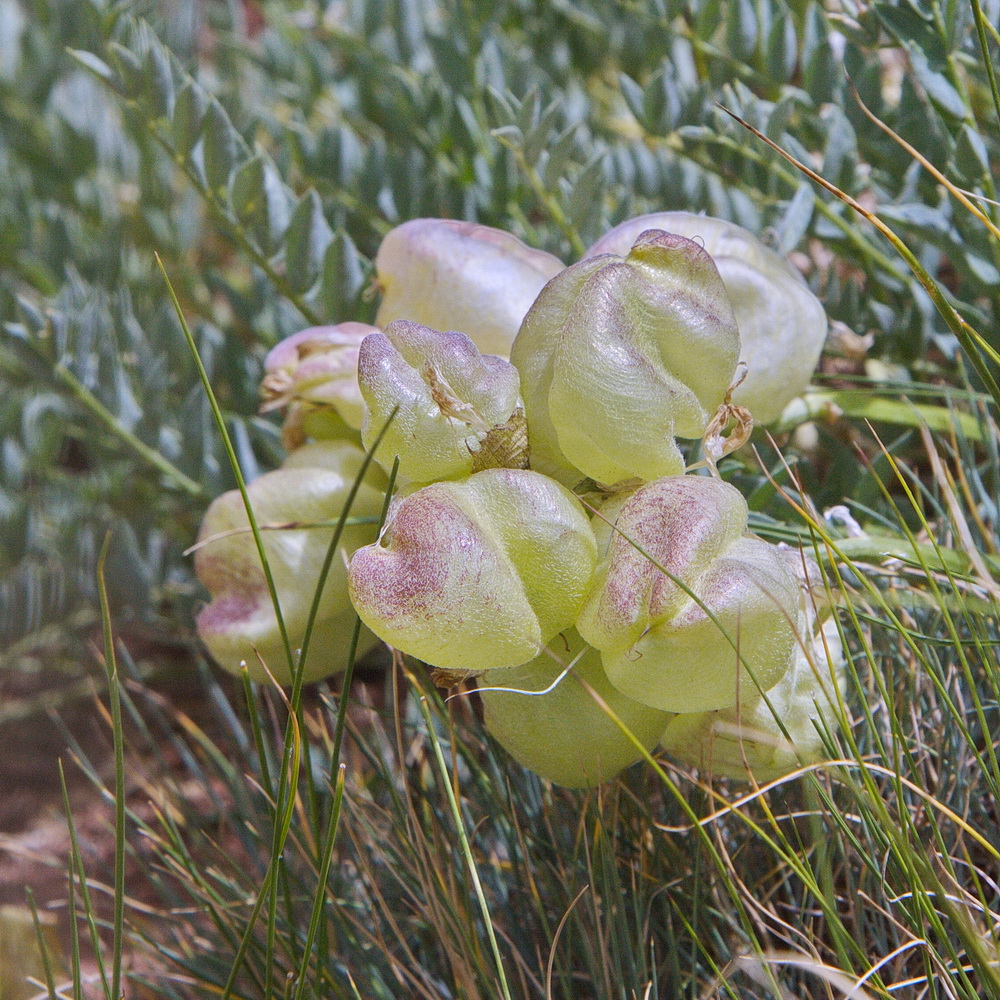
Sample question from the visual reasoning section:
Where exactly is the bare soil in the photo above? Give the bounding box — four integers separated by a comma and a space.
0, 624, 231, 997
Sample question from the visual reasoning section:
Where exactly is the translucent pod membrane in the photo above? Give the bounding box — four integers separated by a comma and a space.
577, 476, 799, 713
585, 213, 827, 425
511, 229, 739, 488
195, 440, 388, 684
375, 218, 564, 358
358, 321, 525, 484
348, 468, 597, 673
660, 618, 845, 781
260, 323, 375, 440
480, 629, 674, 789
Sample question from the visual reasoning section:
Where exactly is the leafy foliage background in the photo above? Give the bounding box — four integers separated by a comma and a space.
3, 2, 1000, 996
2, 0, 997, 653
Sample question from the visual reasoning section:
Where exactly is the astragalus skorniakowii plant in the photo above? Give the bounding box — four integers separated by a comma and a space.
9, 2, 1000, 997
196, 214, 844, 787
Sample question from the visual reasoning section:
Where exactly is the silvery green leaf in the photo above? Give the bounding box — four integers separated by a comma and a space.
142, 41, 174, 119
515, 87, 541, 133
316, 231, 366, 323
284, 190, 334, 294
230, 154, 291, 254
821, 106, 857, 191
172, 80, 205, 156
109, 42, 143, 97
726, 0, 758, 63
802, 4, 836, 103
542, 123, 579, 190
906, 42, 966, 119
522, 99, 562, 168
774, 184, 814, 254
66, 47, 116, 84
619, 73, 646, 124
693, 0, 723, 38
202, 98, 245, 197
566, 155, 605, 225
963, 253, 1000, 289
491, 124, 524, 147
767, 13, 798, 84
954, 123, 989, 182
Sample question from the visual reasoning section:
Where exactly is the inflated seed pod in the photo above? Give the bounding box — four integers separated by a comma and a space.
659, 616, 845, 782
260, 323, 375, 447
359, 320, 526, 484
480, 629, 674, 788
585, 213, 827, 425
511, 229, 740, 488
375, 219, 565, 357
576, 476, 799, 713
348, 468, 597, 672
195, 440, 387, 684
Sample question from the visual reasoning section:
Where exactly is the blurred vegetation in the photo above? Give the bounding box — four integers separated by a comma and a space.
2, 0, 1000, 997
2, 0, 998, 655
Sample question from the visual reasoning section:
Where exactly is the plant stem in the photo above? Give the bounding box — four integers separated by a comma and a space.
53, 362, 204, 497
512, 146, 587, 258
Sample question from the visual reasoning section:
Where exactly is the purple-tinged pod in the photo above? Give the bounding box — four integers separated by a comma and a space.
195, 441, 386, 684
511, 229, 740, 488
480, 629, 674, 788
576, 476, 799, 713
660, 598, 845, 782
585, 213, 828, 425
359, 320, 526, 484
260, 323, 375, 445
348, 468, 597, 672
374, 219, 564, 357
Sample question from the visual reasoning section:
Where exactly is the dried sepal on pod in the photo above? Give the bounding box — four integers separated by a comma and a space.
480, 629, 674, 788
348, 468, 597, 673
511, 229, 740, 488
576, 475, 799, 713
375, 218, 564, 357
586, 213, 827, 425
194, 440, 387, 684
358, 320, 527, 484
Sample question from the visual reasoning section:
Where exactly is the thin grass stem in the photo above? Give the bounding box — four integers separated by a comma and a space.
96, 533, 127, 1000
416, 690, 514, 1000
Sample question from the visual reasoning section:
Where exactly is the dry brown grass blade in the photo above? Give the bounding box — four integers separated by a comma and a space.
734, 951, 878, 1000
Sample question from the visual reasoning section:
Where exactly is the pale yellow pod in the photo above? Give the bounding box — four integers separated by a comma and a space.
511, 230, 740, 488
375, 219, 564, 357
660, 617, 845, 781
480, 630, 674, 788
585, 213, 828, 425
194, 442, 386, 684
577, 476, 799, 713
359, 320, 524, 483
348, 469, 597, 672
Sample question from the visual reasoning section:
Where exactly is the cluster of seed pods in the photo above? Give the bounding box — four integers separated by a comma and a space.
195, 214, 844, 786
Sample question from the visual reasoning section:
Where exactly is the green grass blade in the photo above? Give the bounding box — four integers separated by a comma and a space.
59, 760, 108, 999
416, 689, 514, 1000
26, 888, 58, 1000
292, 456, 397, 996
96, 533, 127, 1000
